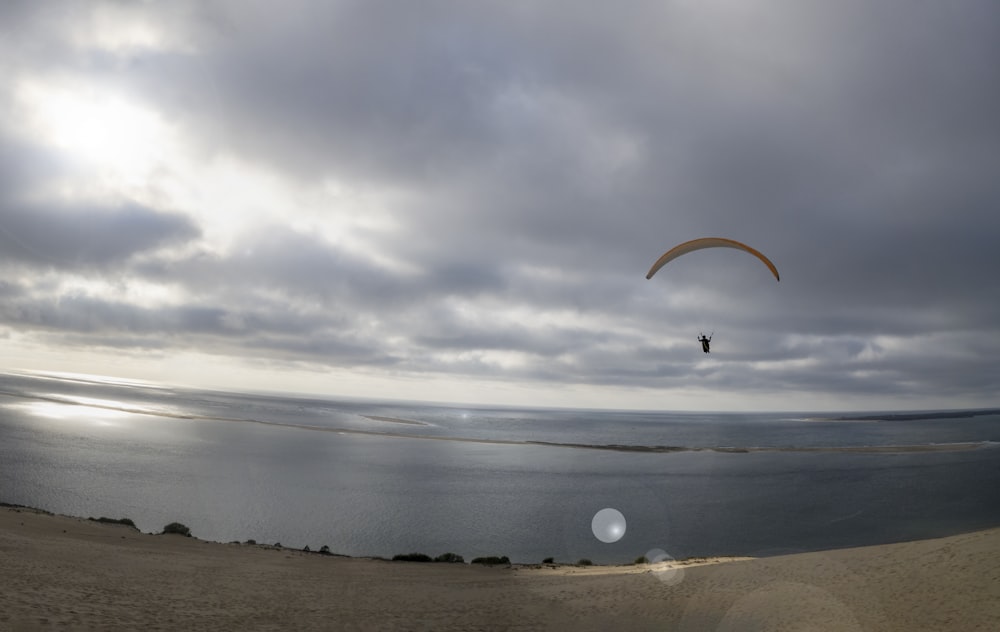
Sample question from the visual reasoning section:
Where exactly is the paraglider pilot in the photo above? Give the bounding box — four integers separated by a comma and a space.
698, 333, 712, 353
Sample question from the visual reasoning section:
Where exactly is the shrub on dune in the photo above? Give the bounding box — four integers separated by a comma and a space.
161, 522, 192, 537
392, 552, 433, 562
470, 555, 510, 566
434, 552, 464, 563
89, 516, 137, 529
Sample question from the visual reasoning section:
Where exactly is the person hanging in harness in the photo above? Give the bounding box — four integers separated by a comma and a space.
698, 333, 712, 353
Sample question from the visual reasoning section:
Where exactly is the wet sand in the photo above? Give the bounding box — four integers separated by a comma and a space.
2, 506, 998, 631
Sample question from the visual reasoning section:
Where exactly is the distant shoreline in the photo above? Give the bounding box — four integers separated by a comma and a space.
361, 415, 429, 426
829, 409, 1000, 422
1, 388, 992, 455
524, 440, 993, 454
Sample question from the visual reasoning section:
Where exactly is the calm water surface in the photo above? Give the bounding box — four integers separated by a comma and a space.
2, 371, 998, 564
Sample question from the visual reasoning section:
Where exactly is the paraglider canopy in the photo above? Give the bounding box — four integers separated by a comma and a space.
645, 237, 780, 282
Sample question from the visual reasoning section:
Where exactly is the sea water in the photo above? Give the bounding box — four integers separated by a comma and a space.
1, 371, 998, 564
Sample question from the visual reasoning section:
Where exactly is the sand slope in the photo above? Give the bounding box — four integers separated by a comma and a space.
1, 507, 998, 631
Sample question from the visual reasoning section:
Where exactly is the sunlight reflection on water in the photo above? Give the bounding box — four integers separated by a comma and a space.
13, 401, 133, 427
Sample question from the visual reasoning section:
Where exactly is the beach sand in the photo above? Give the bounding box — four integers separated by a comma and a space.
1, 507, 998, 631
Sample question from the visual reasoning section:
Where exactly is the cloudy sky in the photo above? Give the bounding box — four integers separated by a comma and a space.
1, 0, 997, 411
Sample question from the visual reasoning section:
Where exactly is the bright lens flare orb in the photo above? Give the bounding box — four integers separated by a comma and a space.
591, 508, 626, 543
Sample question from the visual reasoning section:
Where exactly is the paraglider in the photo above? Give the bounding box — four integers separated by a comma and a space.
646, 238, 779, 353
646, 237, 780, 282
698, 333, 712, 353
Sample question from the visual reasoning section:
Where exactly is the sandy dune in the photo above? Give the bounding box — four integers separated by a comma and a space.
1, 506, 998, 631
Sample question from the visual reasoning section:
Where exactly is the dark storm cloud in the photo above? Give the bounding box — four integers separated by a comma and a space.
0, 199, 199, 269
1, 0, 998, 407
160, 0, 999, 275
1, 279, 397, 366
127, 1, 657, 255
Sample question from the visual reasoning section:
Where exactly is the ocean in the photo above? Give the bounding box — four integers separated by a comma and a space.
1, 371, 998, 565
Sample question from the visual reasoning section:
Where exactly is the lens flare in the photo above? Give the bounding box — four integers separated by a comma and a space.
645, 548, 685, 585
591, 508, 626, 543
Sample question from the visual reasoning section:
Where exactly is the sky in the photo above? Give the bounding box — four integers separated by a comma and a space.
1, 0, 998, 412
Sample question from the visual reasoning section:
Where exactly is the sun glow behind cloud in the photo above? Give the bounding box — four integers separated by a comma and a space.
16, 81, 172, 189
12, 76, 404, 276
